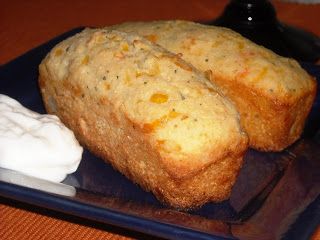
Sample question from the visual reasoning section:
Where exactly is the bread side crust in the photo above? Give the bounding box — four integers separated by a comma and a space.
212, 73, 317, 151
39, 72, 246, 208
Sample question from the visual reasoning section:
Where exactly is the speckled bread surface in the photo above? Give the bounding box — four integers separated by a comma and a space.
108, 20, 317, 151
39, 29, 248, 209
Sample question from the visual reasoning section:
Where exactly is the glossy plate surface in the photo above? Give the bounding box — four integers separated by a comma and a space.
0, 28, 319, 240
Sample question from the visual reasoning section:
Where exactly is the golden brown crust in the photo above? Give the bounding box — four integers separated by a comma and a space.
212, 72, 317, 151
39, 73, 246, 208
39, 29, 248, 209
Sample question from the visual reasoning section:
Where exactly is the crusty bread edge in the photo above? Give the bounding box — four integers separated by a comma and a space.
210, 71, 317, 151
38, 60, 247, 208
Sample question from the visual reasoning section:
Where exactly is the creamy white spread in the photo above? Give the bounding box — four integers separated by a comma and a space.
0, 94, 83, 182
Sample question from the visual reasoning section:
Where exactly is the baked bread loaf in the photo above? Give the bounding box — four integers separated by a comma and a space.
108, 20, 317, 151
39, 29, 248, 209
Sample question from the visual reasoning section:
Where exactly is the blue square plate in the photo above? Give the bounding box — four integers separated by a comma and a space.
0, 28, 319, 240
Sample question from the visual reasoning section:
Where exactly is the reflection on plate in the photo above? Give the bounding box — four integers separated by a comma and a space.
0, 168, 77, 197
0, 28, 319, 240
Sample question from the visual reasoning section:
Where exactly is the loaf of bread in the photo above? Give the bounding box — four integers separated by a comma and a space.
39, 29, 248, 209
108, 20, 317, 151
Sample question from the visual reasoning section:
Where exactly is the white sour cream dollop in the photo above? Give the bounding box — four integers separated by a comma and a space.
0, 94, 83, 182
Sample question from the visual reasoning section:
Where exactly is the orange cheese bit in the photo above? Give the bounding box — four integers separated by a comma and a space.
142, 110, 181, 133
142, 120, 161, 133
121, 43, 129, 52
156, 139, 165, 146
81, 55, 89, 65
144, 34, 158, 43
54, 48, 63, 57
136, 71, 143, 78
168, 110, 180, 118
150, 93, 168, 104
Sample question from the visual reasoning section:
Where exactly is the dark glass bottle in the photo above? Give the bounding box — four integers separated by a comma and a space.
211, 0, 320, 63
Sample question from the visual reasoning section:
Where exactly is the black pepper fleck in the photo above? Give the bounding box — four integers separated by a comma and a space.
102, 76, 106, 80
205, 58, 209, 62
